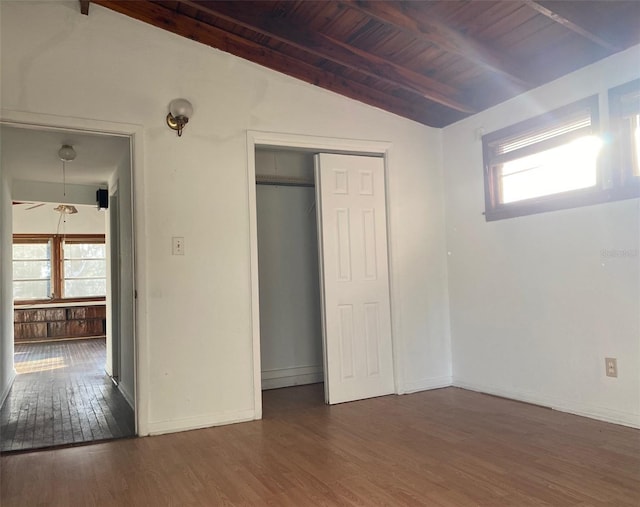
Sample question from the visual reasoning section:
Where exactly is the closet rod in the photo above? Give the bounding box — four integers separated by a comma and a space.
256, 180, 314, 188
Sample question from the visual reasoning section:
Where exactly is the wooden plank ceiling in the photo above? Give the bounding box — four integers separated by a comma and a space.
88, 1, 640, 128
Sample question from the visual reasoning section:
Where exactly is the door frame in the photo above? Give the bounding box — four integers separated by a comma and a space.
246, 131, 403, 419
0, 109, 148, 435
109, 190, 121, 384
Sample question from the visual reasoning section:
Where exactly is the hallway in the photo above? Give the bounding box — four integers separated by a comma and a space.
0, 338, 134, 453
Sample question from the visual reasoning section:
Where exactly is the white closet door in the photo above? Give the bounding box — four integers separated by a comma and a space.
315, 153, 395, 404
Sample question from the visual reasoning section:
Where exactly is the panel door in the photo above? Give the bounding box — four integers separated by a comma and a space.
315, 153, 395, 404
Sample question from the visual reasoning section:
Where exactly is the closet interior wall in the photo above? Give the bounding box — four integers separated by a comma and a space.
255, 149, 324, 390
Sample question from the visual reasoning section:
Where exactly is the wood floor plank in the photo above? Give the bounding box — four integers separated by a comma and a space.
2, 383, 639, 506
0, 339, 134, 452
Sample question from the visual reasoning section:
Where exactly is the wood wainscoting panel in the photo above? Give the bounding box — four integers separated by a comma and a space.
13, 308, 66, 323
13, 323, 48, 341
13, 305, 106, 343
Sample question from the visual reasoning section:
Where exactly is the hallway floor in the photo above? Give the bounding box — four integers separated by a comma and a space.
0, 338, 134, 453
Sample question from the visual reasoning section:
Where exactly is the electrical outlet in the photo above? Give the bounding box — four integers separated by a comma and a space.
605, 357, 618, 378
172, 236, 185, 256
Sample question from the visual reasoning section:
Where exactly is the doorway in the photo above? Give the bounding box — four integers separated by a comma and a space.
256, 150, 325, 414
248, 132, 398, 419
0, 124, 137, 452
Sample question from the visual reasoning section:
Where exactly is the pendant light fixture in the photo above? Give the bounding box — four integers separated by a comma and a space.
58, 144, 77, 163
56, 144, 78, 215
58, 144, 76, 197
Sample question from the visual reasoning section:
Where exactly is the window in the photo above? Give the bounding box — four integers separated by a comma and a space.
482, 96, 603, 221
609, 79, 640, 188
12, 239, 52, 300
12, 234, 106, 303
63, 240, 107, 298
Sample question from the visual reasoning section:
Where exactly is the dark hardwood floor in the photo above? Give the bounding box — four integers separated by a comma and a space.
0, 338, 135, 453
2, 383, 638, 506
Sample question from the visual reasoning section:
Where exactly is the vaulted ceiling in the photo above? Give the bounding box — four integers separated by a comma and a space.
88, 1, 640, 127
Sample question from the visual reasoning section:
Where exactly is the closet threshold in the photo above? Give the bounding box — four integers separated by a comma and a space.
256, 178, 314, 188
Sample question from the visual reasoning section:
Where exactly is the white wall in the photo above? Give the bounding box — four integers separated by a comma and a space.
13, 203, 106, 234
255, 150, 323, 389
0, 2, 451, 434
13, 180, 100, 206
0, 165, 16, 406
443, 46, 640, 428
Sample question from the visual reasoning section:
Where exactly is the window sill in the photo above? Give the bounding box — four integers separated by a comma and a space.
485, 183, 640, 221
14, 297, 106, 308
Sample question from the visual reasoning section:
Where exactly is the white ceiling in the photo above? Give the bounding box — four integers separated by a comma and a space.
1, 125, 129, 186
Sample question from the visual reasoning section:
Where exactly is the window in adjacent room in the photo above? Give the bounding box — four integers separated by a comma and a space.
12, 238, 53, 300
62, 239, 107, 298
482, 96, 602, 221
12, 234, 106, 302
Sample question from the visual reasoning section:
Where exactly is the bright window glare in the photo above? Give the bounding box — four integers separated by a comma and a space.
501, 135, 602, 204
15, 356, 67, 374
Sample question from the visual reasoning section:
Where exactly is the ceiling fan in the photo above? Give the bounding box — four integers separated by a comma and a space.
12, 201, 45, 210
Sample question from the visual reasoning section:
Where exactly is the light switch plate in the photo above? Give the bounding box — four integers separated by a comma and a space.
172, 236, 185, 255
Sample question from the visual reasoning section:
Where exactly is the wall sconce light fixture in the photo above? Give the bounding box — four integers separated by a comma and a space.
166, 98, 193, 137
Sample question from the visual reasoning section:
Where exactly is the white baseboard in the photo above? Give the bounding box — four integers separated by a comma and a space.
402, 375, 452, 394
261, 365, 323, 390
146, 408, 255, 436
0, 370, 16, 408
453, 378, 640, 429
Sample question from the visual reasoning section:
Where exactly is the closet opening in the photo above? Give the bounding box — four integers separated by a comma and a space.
255, 149, 325, 417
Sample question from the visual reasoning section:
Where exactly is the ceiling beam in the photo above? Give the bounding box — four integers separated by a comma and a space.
79, 0, 90, 15
341, 0, 531, 89
522, 0, 620, 52
91, 0, 438, 126
179, 0, 475, 113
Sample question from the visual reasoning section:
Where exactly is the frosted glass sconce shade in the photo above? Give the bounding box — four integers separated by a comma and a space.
166, 99, 193, 137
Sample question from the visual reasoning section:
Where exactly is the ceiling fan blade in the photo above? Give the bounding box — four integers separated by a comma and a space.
25, 203, 46, 211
